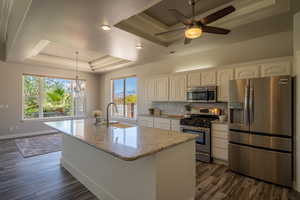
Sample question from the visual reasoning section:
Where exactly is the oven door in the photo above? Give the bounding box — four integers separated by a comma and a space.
180, 126, 210, 154
186, 89, 208, 102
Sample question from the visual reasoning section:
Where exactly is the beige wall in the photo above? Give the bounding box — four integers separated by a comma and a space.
0, 61, 100, 138
294, 12, 300, 192
99, 31, 293, 116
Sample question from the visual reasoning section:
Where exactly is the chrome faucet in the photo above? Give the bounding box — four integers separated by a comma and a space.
106, 102, 118, 127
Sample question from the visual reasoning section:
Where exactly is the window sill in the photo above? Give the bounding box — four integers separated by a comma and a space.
21, 116, 86, 123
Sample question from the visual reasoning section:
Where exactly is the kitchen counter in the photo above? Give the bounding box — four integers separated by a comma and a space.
44, 119, 196, 200
139, 114, 184, 120
45, 119, 197, 161
211, 120, 228, 125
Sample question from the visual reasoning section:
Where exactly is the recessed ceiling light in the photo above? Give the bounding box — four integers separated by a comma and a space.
101, 25, 111, 31
136, 44, 143, 49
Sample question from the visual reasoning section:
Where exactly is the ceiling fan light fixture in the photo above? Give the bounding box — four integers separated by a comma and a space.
101, 24, 111, 31
136, 44, 143, 49
185, 25, 202, 39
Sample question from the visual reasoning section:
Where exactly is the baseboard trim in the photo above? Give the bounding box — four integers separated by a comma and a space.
294, 182, 300, 192
61, 158, 117, 200
213, 158, 229, 166
0, 130, 59, 140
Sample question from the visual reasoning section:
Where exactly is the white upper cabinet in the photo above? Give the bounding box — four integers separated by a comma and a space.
201, 70, 216, 86
235, 65, 260, 79
144, 76, 169, 101
155, 76, 169, 101
187, 72, 201, 87
217, 68, 234, 102
169, 74, 187, 101
261, 61, 291, 77
144, 78, 156, 101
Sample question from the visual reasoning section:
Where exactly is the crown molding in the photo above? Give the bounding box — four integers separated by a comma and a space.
0, 0, 14, 43
27, 51, 132, 73
28, 53, 90, 70
94, 60, 132, 73
27, 40, 50, 58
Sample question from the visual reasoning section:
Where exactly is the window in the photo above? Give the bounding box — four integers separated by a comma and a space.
112, 77, 137, 119
23, 74, 86, 120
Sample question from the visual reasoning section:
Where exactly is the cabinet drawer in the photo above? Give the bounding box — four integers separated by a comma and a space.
212, 147, 228, 161
139, 116, 153, 121
138, 116, 154, 128
212, 124, 228, 132
212, 137, 228, 149
154, 123, 171, 130
171, 126, 181, 132
171, 119, 180, 126
139, 120, 154, 128
212, 130, 228, 140
154, 118, 171, 124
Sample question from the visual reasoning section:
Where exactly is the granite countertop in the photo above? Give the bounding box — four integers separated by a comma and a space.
44, 119, 197, 161
139, 114, 184, 120
211, 120, 228, 125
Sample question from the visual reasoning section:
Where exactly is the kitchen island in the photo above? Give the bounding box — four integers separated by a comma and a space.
45, 119, 197, 200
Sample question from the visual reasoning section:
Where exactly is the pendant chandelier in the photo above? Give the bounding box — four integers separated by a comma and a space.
74, 51, 84, 94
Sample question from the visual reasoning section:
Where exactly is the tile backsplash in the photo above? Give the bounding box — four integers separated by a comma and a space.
151, 102, 228, 116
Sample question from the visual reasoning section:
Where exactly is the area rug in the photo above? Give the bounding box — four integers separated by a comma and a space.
15, 133, 62, 158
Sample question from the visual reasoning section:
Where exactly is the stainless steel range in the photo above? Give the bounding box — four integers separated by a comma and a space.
180, 114, 219, 163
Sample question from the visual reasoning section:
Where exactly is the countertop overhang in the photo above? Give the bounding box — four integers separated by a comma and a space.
44, 119, 197, 161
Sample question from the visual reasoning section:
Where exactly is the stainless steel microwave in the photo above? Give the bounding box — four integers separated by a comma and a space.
186, 86, 217, 103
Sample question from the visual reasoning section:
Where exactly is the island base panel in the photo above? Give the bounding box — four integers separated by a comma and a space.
61, 134, 196, 200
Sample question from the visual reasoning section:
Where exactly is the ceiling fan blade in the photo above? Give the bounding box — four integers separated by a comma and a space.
202, 26, 230, 34
155, 27, 186, 36
200, 5, 235, 25
184, 37, 192, 45
168, 9, 193, 25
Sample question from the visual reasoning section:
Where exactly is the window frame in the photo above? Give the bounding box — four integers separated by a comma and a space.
111, 75, 137, 120
22, 74, 86, 121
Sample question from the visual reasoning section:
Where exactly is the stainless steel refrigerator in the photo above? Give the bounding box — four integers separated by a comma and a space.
228, 75, 293, 187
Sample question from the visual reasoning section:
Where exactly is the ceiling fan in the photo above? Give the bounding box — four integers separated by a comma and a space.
155, 0, 236, 45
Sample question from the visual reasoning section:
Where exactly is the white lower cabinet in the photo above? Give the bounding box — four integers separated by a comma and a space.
154, 118, 171, 130
211, 123, 229, 161
138, 116, 154, 128
171, 119, 181, 132
138, 116, 181, 131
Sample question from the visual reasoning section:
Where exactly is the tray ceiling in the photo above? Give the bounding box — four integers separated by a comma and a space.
4, 0, 293, 74
26, 41, 132, 73
145, 0, 233, 26
116, 0, 290, 47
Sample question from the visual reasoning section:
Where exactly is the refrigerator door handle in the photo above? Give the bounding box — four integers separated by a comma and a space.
249, 87, 254, 124
244, 86, 249, 125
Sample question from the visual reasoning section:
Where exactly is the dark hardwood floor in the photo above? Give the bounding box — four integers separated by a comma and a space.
0, 139, 299, 200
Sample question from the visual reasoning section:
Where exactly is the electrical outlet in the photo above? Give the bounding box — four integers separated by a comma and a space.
5, 105, 8, 108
